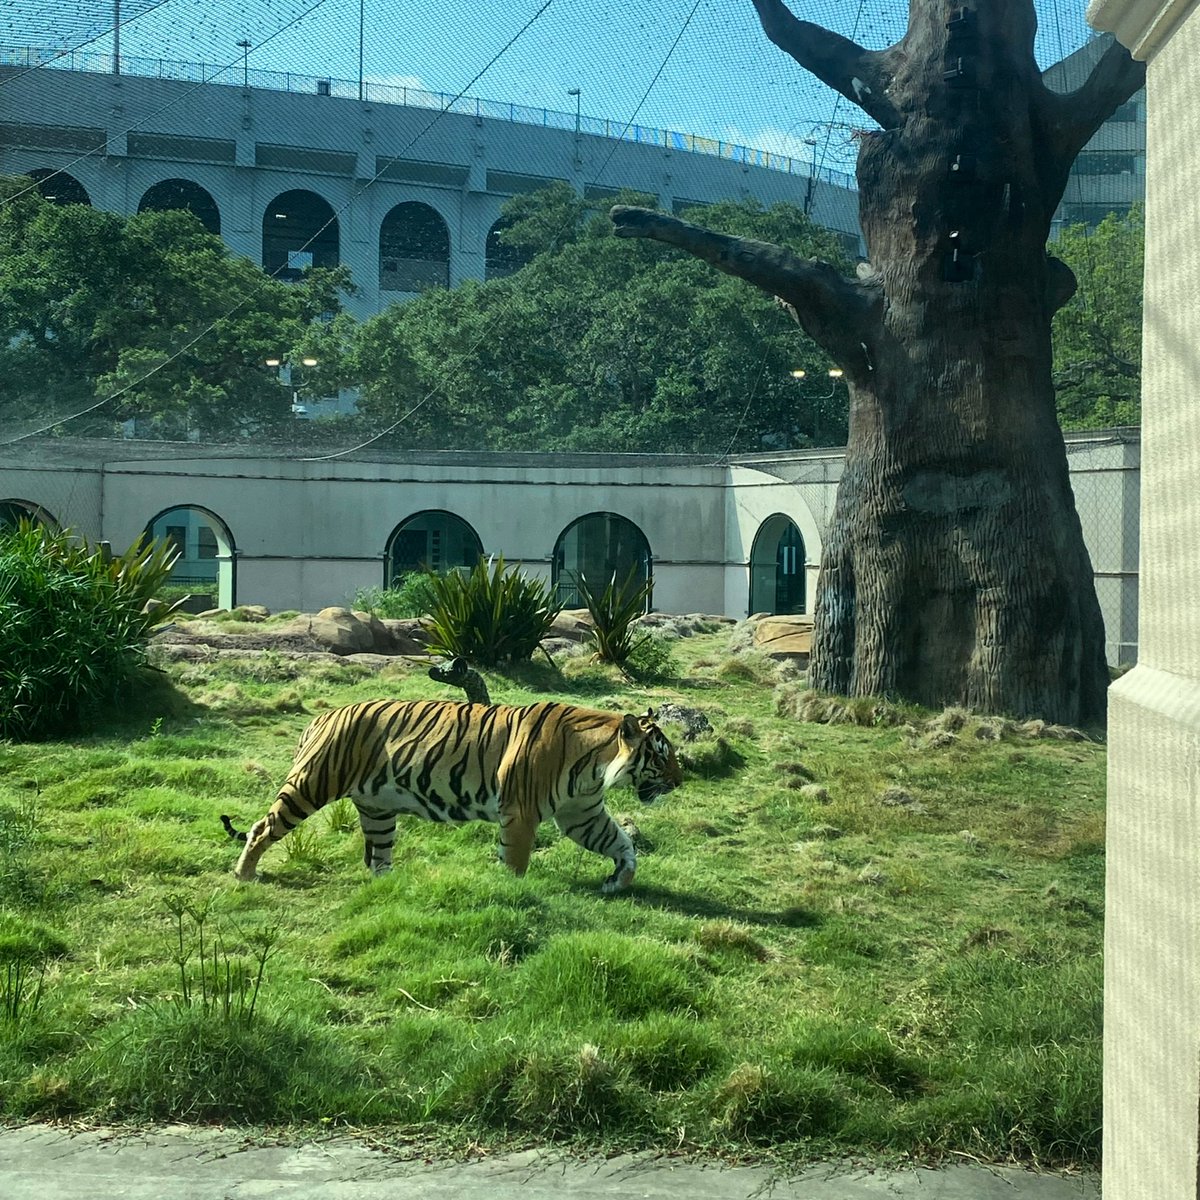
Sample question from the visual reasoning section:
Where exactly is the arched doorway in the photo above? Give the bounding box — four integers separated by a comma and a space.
262, 190, 339, 281
553, 512, 652, 610
385, 510, 483, 584
0, 499, 59, 531
485, 218, 532, 280
27, 168, 90, 206
379, 202, 450, 292
144, 505, 236, 610
138, 178, 221, 234
749, 514, 806, 616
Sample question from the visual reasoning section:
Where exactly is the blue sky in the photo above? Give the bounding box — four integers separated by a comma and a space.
17, 0, 1099, 169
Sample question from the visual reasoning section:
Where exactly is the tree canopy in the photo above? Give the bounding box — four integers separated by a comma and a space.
0, 175, 352, 440
1052, 205, 1143, 430
350, 185, 851, 453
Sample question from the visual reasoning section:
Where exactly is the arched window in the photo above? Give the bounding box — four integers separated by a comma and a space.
379, 202, 450, 292
138, 178, 221, 234
553, 512, 652, 610
0, 499, 59, 531
749, 514, 806, 616
262, 190, 339, 281
485, 218, 532, 280
144, 505, 236, 610
27, 168, 90, 206
386, 510, 483, 584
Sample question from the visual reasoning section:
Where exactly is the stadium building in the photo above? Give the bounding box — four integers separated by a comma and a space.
0, 47, 864, 323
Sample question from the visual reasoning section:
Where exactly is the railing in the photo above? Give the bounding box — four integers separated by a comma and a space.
1, 45, 858, 191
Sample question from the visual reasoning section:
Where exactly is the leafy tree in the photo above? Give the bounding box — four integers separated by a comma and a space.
612, 4, 1144, 724
349, 190, 849, 453
0, 178, 353, 440
1052, 205, 1143, 429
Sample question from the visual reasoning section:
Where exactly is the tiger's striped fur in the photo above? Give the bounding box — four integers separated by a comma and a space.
222, 699, 682, 892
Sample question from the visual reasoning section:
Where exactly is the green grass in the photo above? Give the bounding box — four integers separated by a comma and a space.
0, 632, 1106, 1168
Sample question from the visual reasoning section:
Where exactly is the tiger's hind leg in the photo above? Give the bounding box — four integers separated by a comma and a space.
355, 803, 398, 876
554, 802, 637, 893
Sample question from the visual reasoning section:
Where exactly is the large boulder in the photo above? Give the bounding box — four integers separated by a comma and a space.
288, 607, 378, 656
752, 615, 814, 663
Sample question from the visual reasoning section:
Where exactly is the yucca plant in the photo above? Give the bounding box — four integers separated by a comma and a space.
0, 520, 182, 740
573, 567, 654, 668
423, 557, 561, 667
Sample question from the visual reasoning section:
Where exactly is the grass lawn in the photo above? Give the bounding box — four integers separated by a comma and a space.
0, 625, 1106, 1168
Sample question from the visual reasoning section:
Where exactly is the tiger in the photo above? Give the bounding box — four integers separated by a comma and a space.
220, 699, 682, 893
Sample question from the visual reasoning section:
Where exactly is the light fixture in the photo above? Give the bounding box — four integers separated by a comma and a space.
828, 368, 844, 378
301, 357, 318, 367
265, 357, 282, 367
790, 369, 806, 379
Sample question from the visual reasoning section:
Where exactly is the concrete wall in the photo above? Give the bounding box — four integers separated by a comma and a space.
1087, 1, 1200, 1197
0, 434, 1142, 664
92, 452, 733, 614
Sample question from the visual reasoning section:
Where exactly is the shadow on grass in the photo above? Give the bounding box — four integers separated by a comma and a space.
593, 881, 823, 929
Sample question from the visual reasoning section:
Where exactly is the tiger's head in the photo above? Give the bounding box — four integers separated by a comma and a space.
617, 708, 683, 804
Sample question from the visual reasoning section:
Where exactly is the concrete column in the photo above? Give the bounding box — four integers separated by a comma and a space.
1088, 2, 1200, 1196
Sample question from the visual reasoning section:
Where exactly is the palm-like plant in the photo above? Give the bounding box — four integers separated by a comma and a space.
423, 557, 561, 667
572, 567, 653, 668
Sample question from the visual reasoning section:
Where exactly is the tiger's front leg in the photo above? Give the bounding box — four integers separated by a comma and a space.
355, 803, 397, 876
554, 803, 637, 893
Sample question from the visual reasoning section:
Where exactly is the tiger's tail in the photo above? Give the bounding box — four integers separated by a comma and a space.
220, 814, 248, 843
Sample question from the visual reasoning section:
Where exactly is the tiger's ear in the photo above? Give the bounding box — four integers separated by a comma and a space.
620, 713, 643, 742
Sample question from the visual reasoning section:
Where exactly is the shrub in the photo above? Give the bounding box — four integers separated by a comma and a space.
423, 557, 561, 667
624, 633, 678, 683
573, 568, 653, 667
353, 573, 441, 619
0, 521, 181, 740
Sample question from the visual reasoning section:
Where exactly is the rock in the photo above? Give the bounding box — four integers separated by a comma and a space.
752, 615, 813, 663
195, 608, 229, 619
380, 619, 434, 655
656, 702, 713, 741
280, 607, 377, 656
547, 610, 594, 642
233, 604, 270, 622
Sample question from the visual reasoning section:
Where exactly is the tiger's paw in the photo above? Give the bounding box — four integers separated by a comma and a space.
601, 866, 636, 894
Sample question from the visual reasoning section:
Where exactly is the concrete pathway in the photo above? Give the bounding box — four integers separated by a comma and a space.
0, 1125, 1100, 1199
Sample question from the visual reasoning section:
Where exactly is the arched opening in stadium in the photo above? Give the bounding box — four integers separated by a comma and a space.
27, 168, 90, 206
385, 510, 484, 585
379, 202, 451, 293
553, 512, 652, 610
0, 498, 60, 531
144, 505, 236, 611
749, 513, 806, 616
138, 178, 221, 235
262, 190, 339, 281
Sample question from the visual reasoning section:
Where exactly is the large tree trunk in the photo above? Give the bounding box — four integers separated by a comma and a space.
613, 0, 1143, 725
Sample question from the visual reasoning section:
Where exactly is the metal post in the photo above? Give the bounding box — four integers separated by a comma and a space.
568, 87, 581, 136
358, 0, 364, 101
113, 0, 120, 74
236, 40, 251, 89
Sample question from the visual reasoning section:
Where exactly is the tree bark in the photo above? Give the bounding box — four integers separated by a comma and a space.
613, 3, 1144, 725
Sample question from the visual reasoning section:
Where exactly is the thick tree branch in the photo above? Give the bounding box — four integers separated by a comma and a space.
749, 0, 901, 129
1046, 256, 1078, 316
1038, 35, 1146, 167
611, 205, 880, 376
